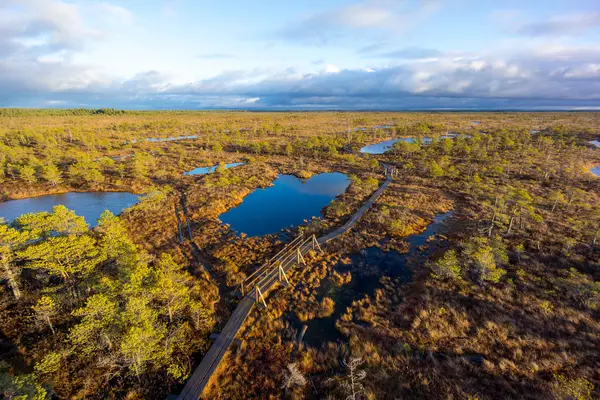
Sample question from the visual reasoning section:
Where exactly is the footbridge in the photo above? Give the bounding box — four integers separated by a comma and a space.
177, 175, 392, 400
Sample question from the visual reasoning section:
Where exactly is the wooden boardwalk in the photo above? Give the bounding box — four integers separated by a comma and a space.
177, 176, 392, 400
318, 177, 391, 244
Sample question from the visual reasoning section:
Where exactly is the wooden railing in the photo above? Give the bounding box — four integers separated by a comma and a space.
239, 234, 322, 307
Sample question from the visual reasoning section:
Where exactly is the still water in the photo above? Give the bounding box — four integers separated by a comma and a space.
219, 173, 350, 237
296, 211, 452, 347
360, 135, 460, 154
0, 192, 140, 226
184, 162, 245, 176
130, 135, 198, 144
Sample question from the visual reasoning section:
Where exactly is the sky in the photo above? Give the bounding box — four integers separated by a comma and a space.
1, 0, 600, 110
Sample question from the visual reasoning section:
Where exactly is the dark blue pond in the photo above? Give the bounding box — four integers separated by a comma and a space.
184, 162, 245, 176
0, 192, 140, 227
360, 135, 460, 154
297, 211, 452, 347
219, 173, 350, 237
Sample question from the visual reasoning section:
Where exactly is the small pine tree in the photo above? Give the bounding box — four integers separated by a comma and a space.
430, 249, 462, 280
429, 160, 444, 178
19, 165, 37, 184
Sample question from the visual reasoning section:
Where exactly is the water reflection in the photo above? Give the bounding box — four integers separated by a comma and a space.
184, 162, 245, 176
360, 135, 461, 154
297, 212, 452, 347
130, 135, 198, 144
219, 173, 350, 237
0, 192, 140, 226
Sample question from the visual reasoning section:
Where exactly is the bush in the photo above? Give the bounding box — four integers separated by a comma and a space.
326, 200, 350, 218
552, 374, 594, 400
429, 249, 462, 280
317, 297, 335, 318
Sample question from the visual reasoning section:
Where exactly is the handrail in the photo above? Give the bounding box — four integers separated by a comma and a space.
242, 235, 304, 284
240, 234, 305, 295
254, 236, 313, 291
245, 239, 305, 289
265, 235, 305, 266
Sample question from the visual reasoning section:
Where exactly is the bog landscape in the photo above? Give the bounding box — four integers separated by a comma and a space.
2, 0, 600, 398
1, 110, 600, 399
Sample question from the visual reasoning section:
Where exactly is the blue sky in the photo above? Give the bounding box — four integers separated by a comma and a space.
1, 0, 599, 109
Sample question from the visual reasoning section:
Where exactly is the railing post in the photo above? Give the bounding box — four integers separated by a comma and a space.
297, 248, 306, 266
278, 263, 290, 286
312, 235, 323, 253
255, 285, 267, 309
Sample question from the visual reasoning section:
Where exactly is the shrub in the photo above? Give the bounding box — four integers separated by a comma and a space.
317, 297, 335, 318
429, 249, 462, 280
552, 374, 594, 400
326, 200, 350, 218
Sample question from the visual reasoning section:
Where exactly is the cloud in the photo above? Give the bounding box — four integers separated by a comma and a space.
196, 53, 239, 60
363, 46, 443, 59
553, 64, 600, 80
0, 2, 599, 111
95, 2, 133, 23
56, 45, 594, 110
0, 0, 101, 52
276, 0, 442, 45
0, 0, 133, 102
515, 12, 600, 37
4, 47, 600, 109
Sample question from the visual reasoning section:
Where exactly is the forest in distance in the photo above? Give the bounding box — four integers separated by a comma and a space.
1, 109, 600, 400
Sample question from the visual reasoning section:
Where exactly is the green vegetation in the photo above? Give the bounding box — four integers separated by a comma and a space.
1, 110, 600, 399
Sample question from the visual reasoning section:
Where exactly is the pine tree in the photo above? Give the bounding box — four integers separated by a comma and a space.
152, 254, 192, 323
430, 249, 461, 280
0, 222, 31, 299
42, 164, 63, 186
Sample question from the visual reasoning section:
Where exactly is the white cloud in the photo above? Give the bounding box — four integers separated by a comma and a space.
514, 12, 600, 37
562, 64, 600, 79
96, 2, 133, 23
0, 1, 599, 110
276, 0, 443, 45
36, 52, 67, 64
324, 64, 341, 73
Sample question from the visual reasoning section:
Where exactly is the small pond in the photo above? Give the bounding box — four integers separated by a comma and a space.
590, 140, 600, 148
219, 173, 350, 237
360, 135, 461, 154
129, 135, 199, 144
0, 192, 140, 227
184, 162, 245, 176
591, 167, 600, 177
295, 211, 452, 347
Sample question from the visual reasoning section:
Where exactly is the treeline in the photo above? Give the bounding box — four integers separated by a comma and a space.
0, 108, 129, 117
